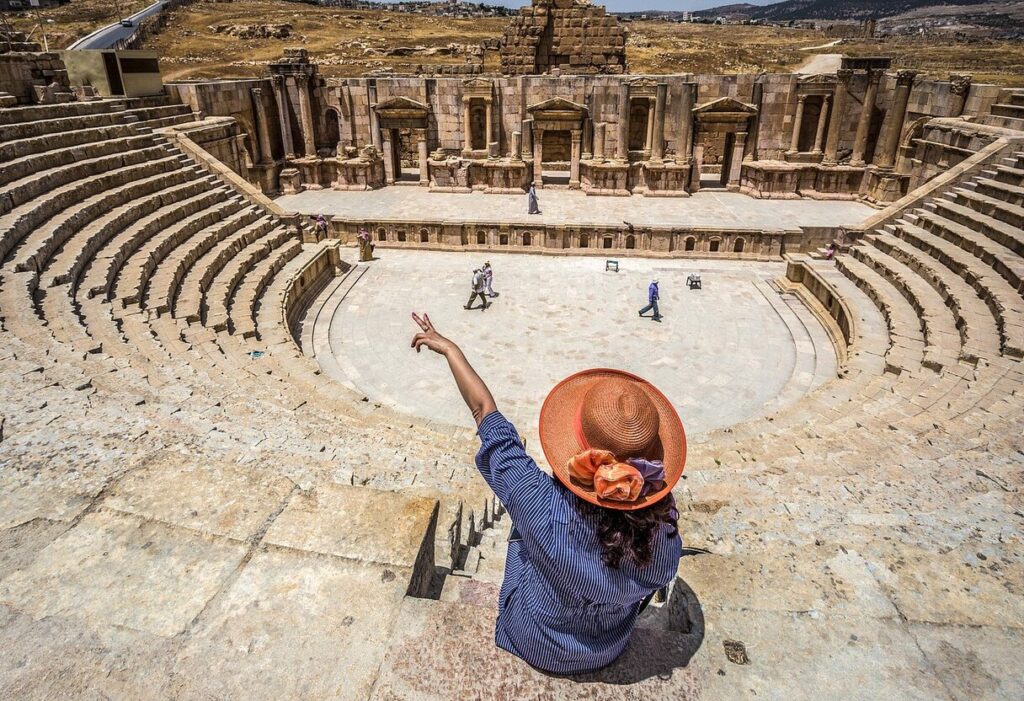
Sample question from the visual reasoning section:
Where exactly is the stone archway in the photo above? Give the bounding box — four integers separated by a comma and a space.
373, 96, 430, 186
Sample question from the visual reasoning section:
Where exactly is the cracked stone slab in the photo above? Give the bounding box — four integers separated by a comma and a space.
173, 546, 408, 700
102, 450, 296, 541
0, 469, 94, 530
263, 482, 438, 571
0, 518, 69, 582
0, 509, 246, 637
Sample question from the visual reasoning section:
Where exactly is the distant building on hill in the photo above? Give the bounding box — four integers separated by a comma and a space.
0, 0, 70, 10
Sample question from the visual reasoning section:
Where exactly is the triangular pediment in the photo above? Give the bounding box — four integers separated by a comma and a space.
628, 77, 660, 89
462, 78, 493, 89
693, 97, 757, 114
527, 97, 587, 114
374, 96, 428, 113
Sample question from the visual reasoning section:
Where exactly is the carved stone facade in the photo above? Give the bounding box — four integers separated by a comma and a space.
169, 47, 1010, 207
499, 0, 627, 76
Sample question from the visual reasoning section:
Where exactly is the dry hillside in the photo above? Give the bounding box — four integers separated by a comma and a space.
7, 0, 152, 49
7, 0, 1024, 86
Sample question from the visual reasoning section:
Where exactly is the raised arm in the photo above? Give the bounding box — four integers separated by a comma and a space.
411, 312, 497, 426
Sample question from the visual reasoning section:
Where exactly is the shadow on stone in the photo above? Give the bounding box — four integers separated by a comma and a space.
554, 576, 706, 686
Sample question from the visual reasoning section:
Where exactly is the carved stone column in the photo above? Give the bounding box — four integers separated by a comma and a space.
382, 135, 395, 185
368, 82, 381, 151
950, 73, 973, 117
521, 118, 533, 160
875, 70, 917, 171
823, 69, 852, 166
250, 87, 274, 164
729, 131, 747, 186
462, 97, 472, 154
533, 126, 544, 188
485, 99, 493, 150
295, 74, 316, 157
418, 135, 429, 186
651, 83, 668, 162
676, 83, 696, 165
593, 121, 606, 160
570, 128, 582, 189
616, 83, 629, 161
851, 69, 883, 166
788, 94, 806, 154
511, 131, 522, 160
812, 95, 830, 154
271, 75, 295, 159
644, 99, 656, 155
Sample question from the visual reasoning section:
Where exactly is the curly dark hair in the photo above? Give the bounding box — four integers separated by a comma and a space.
565, 484, 679, 569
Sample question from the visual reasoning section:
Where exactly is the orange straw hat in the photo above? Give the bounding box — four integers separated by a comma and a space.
539, 369, 686, 511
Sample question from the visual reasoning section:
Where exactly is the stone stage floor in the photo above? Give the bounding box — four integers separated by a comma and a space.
307, 250, 837, 448
277, 187, 874, 230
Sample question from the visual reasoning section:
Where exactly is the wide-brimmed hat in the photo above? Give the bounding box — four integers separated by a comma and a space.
539, 369, 686, 511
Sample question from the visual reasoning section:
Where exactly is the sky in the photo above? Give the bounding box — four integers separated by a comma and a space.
382, 1, 782, 11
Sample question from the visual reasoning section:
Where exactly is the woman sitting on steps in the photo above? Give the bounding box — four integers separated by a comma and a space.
411, 312, 685, 674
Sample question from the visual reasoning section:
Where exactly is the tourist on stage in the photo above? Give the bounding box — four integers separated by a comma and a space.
411, 311, 684, 675
465, 268, 490, 311
483, 261, 498, 298
314, 214, 329, 241
528, 182, 541, 215
638, 279, 663, 322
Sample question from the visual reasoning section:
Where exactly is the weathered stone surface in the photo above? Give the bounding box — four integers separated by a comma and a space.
264, 482, 438, 570
174, 547, 408, 700
0, 510, 247, 637
103, 449, 296, 541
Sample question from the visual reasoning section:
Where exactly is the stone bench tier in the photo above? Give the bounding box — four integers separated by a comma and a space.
0, 111, 129, 143
920, 202, 1024, 292
0, 123, 141, 178
228, 240, 303, 339
892, 221, 1024, 359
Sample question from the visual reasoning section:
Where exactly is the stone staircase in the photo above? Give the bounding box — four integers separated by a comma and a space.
0, 95, 1022, 698
983, 89, 1024, 131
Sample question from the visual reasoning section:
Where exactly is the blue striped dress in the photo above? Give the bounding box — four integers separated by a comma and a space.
475, 411, 683, 674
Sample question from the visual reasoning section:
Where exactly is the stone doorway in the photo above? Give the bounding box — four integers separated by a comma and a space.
541, 130, 572, 186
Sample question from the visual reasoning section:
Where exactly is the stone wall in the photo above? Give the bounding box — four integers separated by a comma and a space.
0, 51, 72, 105
499, 0, 627, 76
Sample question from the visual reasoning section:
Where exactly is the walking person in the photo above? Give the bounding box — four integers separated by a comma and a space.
483, 261, 498, 298
528, 182, 541, 215
638, 279, 663, 322
464, 268, 490, 311
410, 312, 684, 674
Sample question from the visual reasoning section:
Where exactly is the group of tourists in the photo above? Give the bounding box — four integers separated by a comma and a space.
466, 261, 498, 310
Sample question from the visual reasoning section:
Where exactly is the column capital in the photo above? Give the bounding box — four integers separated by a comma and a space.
294, 73, 309, 86
949, 73, 973, 96
836, 69, 854, 84
251, 86, 262, 98
797, 94, 808, 103
896, 70, 918, 87
866, 68, 885, 84
271, 74, 284, 87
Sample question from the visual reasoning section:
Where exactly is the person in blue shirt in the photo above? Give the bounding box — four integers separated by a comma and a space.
411, 312, 685, 675
638, 279, 662, 322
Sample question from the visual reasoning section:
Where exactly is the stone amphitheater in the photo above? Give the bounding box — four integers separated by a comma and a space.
0, 0, 1022, 698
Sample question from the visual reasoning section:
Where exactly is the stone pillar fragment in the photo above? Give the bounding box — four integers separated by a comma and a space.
851, 70, 882, 166
462, 97, 473, 153
382, 137, 395, 185
812, 95, 830, 154
788, 95, 806, 154
533, 126, 544, 188
511, 130, 522, 160
645, 100, 656, 154
485, 100, 493, 149
296, 75, 316, 157
593, 121, 606, 160
250, 87, 274, 164
418, 137, 429, 186
652, 83, 668, 162
616, 83, 629, 161
677, 83, 696, 164
949, 73, 972, 117
272, 75, 295, 159
823, 70, 853, 166
875, 70, 917, 171
521, 118, 533, 160
570, 129, 582, 189
729, 131, 747, 186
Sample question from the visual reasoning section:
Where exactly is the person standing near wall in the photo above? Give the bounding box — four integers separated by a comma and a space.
528, 182, 542, 215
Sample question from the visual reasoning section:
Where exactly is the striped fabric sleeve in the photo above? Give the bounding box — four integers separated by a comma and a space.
475, 411, 555, 526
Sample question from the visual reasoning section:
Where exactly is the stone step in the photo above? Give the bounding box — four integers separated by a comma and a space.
920, 202, 1024, 291
0, 150, 180, 266
14, 164, 197, 278
42, 173, 217, 291
869, 229, 1001, 364
989, 164, 1024, 187
0, 122, 140, 174
0, 98, 119, 126
0, 110, 129, 143
991, 102, 1024, 119
228, 239, 303, 339
852, 241, 963, 371
203, 226, 298, 332
891, 221, 1024, 359
834, 254, 926, 375
972, 176, 1024, 208
950, 187, 1024, 236
114, 191, 242, 309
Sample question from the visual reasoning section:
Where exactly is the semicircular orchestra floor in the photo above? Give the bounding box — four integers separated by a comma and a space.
303, 250, 837, 448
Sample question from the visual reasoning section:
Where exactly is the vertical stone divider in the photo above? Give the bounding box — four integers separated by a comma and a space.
851, 70, 883, 166
616, 82, 629, 161
823, 69, 852, 166
875, 71, 917, 171
813, 95, 830, 154
789, 94, 806, 155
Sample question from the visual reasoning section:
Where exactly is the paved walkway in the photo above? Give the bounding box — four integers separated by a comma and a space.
277, 187, 873, 231
309, 251, 837, 446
